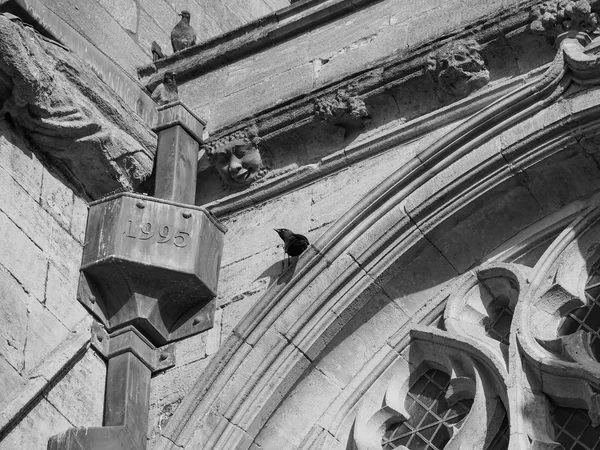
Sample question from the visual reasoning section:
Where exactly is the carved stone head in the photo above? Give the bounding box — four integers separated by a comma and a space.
206, 133, 266, 188
426, 40, 489, 98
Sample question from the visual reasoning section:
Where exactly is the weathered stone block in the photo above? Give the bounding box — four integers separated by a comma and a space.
40, 169, 74, 231
224, 0, 272, 23
378, 240, 458, 317
221, 298, 255, 342
0, 265, 28, 372
0, 398, 72, 450
70, 195, 88, 244
147, 355, 213, 447
262, 0, 288, 9
174, 330, 207, 366
137, 8, 173, 61
424, 178, 545, 272
217, 246, 282, 309
253, 368, 341, 450
24, 299, 70, 373
97, 0, 138, 33
316, 295, 408, 388
45, 262, 88, 330
403, 136, 503, 216
0, 211, 47, 301
0, 161, 83, 281
45, 0, 148, 74
0, 355, 26, 407
45, 350, 105, 428
0, 121, 43, 198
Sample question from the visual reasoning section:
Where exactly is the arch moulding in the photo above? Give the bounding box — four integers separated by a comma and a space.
153, 30, 600, 450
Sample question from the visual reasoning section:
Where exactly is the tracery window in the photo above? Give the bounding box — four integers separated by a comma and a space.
353, 206, 600, 450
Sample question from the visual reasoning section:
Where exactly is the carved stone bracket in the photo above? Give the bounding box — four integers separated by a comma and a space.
202, 124, 268, 188
313, 89, 370, 132
0, 13, 156, 199
90, 322, 175, 373
426, 39, 490, 99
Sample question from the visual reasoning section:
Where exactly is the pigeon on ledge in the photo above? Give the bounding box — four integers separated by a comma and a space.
151, 71, 179, 105
171, 11, 196, 52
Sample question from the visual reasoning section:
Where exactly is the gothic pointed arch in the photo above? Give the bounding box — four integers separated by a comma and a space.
152, 24, 600, 450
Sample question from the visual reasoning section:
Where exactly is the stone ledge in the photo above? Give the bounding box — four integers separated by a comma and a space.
138, 0, 378, 88
202, 70, 540, 217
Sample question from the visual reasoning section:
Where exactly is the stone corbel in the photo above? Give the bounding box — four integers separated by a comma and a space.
425, 39, 490, 99
0, 13, 156, 199
202, 124, 268, 189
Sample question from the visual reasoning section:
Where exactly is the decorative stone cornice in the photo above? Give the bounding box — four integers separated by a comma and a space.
0, 13, 156, 199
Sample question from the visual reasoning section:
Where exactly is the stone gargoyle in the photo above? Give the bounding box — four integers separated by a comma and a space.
0, 14, 155, 199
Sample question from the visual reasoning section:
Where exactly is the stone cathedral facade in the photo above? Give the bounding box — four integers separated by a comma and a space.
1, 0, 600, 449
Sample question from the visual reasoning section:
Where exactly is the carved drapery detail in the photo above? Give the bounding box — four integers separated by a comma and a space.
0, 14, 155, 199
202, 125, 268, 188
426, 40, 489, 99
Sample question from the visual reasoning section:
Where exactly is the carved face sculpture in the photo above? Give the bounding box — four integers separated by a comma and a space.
428, 41, 489, 97
209, 140, 264, 187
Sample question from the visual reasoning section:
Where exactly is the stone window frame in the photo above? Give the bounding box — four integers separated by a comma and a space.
353, 212, 600, 450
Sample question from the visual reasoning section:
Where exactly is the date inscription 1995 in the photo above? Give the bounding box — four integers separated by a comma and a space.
125, 220, 190, 248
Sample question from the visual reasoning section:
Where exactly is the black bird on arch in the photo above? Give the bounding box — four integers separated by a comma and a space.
274, 228, 310, 261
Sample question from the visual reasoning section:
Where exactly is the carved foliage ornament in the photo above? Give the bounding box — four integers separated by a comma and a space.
354, 217, 600, 450
426, 40, 490, 98
314, 89, 370, 131
530, 0, 600, 38
203, 125, 267, 188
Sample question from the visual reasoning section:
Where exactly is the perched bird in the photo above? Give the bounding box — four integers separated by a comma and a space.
151, 41, 165, 61
171, 10, 196, 52
275, 228, 310, 263
151, 71, 179, 105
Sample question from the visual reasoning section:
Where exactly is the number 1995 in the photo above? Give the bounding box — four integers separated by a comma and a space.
125, 220, 190, 247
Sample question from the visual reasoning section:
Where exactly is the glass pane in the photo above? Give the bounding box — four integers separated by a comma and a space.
383, 369, 473, 450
